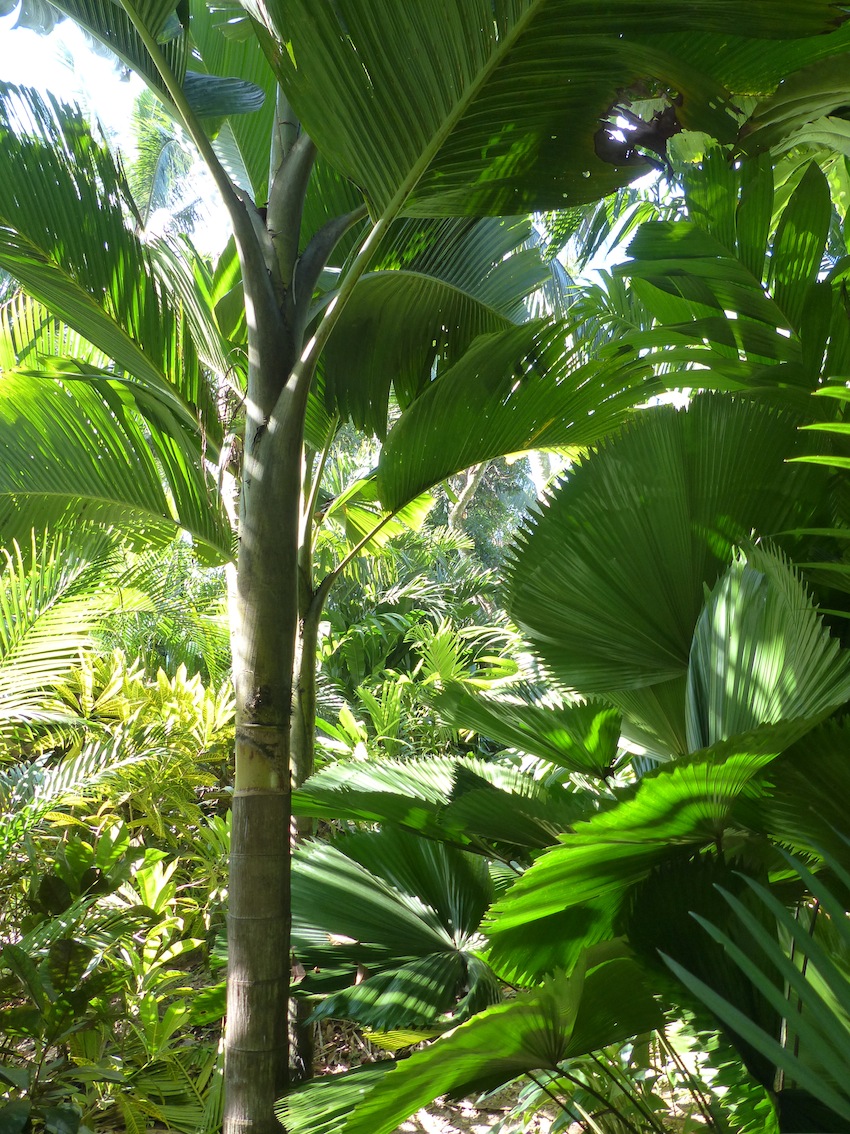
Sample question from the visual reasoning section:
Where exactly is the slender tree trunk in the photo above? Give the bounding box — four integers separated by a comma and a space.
227, 317, 303, 1133
448, 461, 488, 532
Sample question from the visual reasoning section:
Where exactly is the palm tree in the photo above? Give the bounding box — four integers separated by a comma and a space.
1, 4, 849, 1130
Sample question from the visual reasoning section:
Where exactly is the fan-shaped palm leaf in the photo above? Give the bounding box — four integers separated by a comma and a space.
293, 756, 592, 853
279, 957, 663, 1134
484, 719, 809, 983
506, 396, 827, 754
686, 544, 850, 751
432, 681, 622, 780
293, 828, 498, 1029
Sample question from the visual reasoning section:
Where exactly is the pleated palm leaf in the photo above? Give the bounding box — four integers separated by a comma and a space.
279, 955, 663, 1134
488, 542, 850, 984
292, 827, 499, 1031
506, 395, 831, 756
0, 527, 130, 742
431, 681, 624, 781
293, 754, 593, 858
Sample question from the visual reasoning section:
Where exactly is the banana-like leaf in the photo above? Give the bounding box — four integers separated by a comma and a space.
505, 396, 827, 754
740, 53, 850, 158
767, 164, 832, 333
260, 0, 840, 218
377, 320, 655, 512
279, 958, 663, 1134
323, 217, 548, 437
484, 719, 810, 983
650, 20, 850, 94
687, 545, 850, 751
432, 682, 622, 779
664, 845, 850, 1129
293, 828, 499, 1029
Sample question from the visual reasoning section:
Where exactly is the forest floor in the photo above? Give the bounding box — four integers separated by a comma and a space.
393, 1093, 556, 1134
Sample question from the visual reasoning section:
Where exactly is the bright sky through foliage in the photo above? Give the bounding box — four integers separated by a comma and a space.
0, 11, 141, 146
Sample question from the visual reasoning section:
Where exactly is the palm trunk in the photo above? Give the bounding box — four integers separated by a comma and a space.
227, 316, 304, 1132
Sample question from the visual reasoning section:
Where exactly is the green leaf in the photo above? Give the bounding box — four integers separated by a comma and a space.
663, 845, 850, 1126
740, 53, 850, 158
280, 959, 662, 1134
686, 544, 850, 751
323, 217, 546, 437
0, 86, 229, 444
293, 828, 498, 1028
275, 1063, 394, 1134
41, 939, 95, 1002
0, 373, 230, 558
0, 1101, 31, 1134
43, 1105, 82, 1134
293, 756, 592, 852
485, 720, 809, 983
767, 163, 831, 331
182, 71, 265, 118
265, 0, 839, 218
377, 320, 654, 512
188, 0, 278, 199
506, 396, 827, 754
432, 682, 621, 778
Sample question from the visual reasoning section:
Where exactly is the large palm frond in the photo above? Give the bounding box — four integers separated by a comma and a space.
0, 528, 126, 739
686, 545, 850, 751
484, 720, 805, 984
257, 0, 841, 218
322, 217, 548, 437
279, 957, 662, 1134
293, 827, 499, 1030
293, 755, 592, 856
505, 396, 828, 754
0, 84, 229, 437
376, 318, 656, 512
665, 843, 850, 1132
